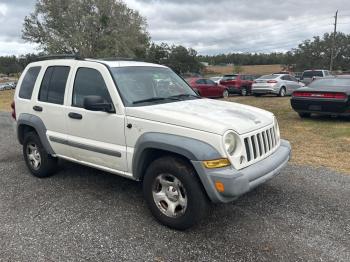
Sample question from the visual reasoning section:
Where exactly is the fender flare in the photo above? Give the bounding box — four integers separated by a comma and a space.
132, 132, 222, 180
17, 113, 55, 155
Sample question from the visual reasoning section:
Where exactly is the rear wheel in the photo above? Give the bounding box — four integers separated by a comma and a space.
240, 88, 248, 96
223, 89, 229, 98
143, 156, 209, 230
278, 87, 286, 97
298, 112, 311, 118
23, 132, 57, 178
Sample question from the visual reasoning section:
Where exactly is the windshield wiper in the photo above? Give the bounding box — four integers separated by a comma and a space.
133, 96, 180, 105
133, 97, 167, 104
168, 94, 201, 99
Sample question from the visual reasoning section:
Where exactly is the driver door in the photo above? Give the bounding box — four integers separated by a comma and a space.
65, 62, 128, 173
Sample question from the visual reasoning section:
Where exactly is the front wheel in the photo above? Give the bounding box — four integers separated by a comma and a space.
143, 156, 209, 230
223, 89, 229, 98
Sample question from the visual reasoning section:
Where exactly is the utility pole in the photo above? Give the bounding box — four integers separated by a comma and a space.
330, 10, 338, 71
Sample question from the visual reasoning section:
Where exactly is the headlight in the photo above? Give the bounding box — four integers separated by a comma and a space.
224, 132, 236, 156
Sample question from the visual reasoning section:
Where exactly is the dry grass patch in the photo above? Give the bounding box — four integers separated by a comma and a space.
224, 96, 350, 174
0, 90, 15, 112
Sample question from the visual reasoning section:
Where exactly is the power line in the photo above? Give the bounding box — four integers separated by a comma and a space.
330, 10, 338, 71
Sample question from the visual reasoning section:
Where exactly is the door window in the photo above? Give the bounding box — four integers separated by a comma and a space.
38, 66, 70, 104
18, 66, 41, 99
205, 79, 216, 85
72, 67, 112, 108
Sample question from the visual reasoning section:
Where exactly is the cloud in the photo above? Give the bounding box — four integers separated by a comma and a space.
0, 0, 349, 56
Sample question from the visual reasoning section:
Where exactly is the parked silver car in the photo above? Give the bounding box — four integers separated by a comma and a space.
251, 74, 304, 97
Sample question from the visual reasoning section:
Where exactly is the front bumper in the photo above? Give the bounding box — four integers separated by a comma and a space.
192, 139, 291, 203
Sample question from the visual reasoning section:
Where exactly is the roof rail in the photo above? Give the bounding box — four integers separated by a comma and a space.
97, 57, 142, 62
36, 54, 83, 61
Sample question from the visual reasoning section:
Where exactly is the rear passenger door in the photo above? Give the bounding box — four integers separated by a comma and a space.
32, 63, 72, 156
65, 62, 127, 173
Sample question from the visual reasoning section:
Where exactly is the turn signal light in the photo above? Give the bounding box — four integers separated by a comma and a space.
203, 158, 231, 169
215, 181, 225, 192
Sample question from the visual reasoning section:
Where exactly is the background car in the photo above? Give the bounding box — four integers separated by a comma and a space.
251, 74, 302, 97
219, 74, 255, 96
291, 76, 350, 118
187, 77, 229, 98
209, 76, 223, 84
300, 69, 332, 85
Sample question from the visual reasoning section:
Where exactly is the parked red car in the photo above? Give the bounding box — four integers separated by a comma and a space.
187, 78, 229, 98
219, 74, 255, 96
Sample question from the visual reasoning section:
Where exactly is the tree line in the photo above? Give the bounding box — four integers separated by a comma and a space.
0, 0, 349, 75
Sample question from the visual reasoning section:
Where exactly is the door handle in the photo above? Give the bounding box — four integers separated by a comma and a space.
33, 106, 43, 112
68, 112, 83, 120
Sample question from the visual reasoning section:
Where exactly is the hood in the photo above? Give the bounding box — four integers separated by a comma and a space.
126, 99, 274, 135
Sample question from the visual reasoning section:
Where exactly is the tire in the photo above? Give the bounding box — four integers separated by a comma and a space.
143, 156, 209, 230
23, 132, 57, 178
223, 89, 229, 98
298, 112, 311, 118
240, 88, 248, 96
278, 87, 286, 97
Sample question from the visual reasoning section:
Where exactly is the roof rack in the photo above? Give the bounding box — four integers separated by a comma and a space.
36, 54, 83, 61
97, 57, 142, 62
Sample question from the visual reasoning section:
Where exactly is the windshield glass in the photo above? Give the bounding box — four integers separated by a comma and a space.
110, 66, 198, 106
302, 71, 323, 78
259, 75, 279, 80
308, 78, 350, 89
222, 75, 237, 80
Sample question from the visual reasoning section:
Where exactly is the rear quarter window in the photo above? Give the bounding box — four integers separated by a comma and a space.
18, 66, 41, 99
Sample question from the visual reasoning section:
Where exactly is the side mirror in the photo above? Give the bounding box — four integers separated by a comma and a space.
83, 95, 114, 113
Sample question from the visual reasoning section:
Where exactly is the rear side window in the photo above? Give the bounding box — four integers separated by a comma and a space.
18, 66, 41, 99
72, 68, 112, 108
38, 66, 70, 105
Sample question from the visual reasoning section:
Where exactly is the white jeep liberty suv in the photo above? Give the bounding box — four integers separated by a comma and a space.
13, 57, 291, 229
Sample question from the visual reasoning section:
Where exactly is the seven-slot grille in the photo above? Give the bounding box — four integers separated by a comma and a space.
243, 125, 279, 163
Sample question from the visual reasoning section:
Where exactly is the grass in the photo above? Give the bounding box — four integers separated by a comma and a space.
0, 90, 14, 111
0, 89, 349, 174
224, 96, 350, 174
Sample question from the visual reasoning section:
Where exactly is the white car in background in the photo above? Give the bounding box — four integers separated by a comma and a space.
252, 74, 303, 97
209, 76, 223, 84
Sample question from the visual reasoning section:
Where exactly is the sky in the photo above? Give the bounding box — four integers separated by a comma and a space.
0, 0, 350, 56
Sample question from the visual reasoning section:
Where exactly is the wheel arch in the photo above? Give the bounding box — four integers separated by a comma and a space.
17, 113, 55, 155
132, 132, 222, 181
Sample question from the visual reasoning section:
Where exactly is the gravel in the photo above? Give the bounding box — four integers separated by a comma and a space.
0, 112, 349, 261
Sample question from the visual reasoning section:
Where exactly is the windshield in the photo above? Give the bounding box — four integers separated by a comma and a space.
259, 75, 279, 80
302, 71, 323, 78
222, 75, 237, 80
308, 78, 350, 89
110, 66, 198, 106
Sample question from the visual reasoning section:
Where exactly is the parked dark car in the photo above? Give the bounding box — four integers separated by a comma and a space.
291, 76, 350, 118
219, 74, 255, 96
187, 77, 229, 98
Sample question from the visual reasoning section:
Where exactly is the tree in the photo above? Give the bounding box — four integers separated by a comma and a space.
145, 43, 203, 74
0, 56, 21, 76
22, 0, 150, 58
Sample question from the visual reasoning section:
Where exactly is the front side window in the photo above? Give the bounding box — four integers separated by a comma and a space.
205, 79, 216, 85
19, 66, 41, 99
72, 68, 112, 108
39, 66, 70, 105
110, 66, 198, 106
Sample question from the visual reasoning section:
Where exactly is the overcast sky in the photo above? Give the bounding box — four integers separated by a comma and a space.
0, 0, 350, 56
